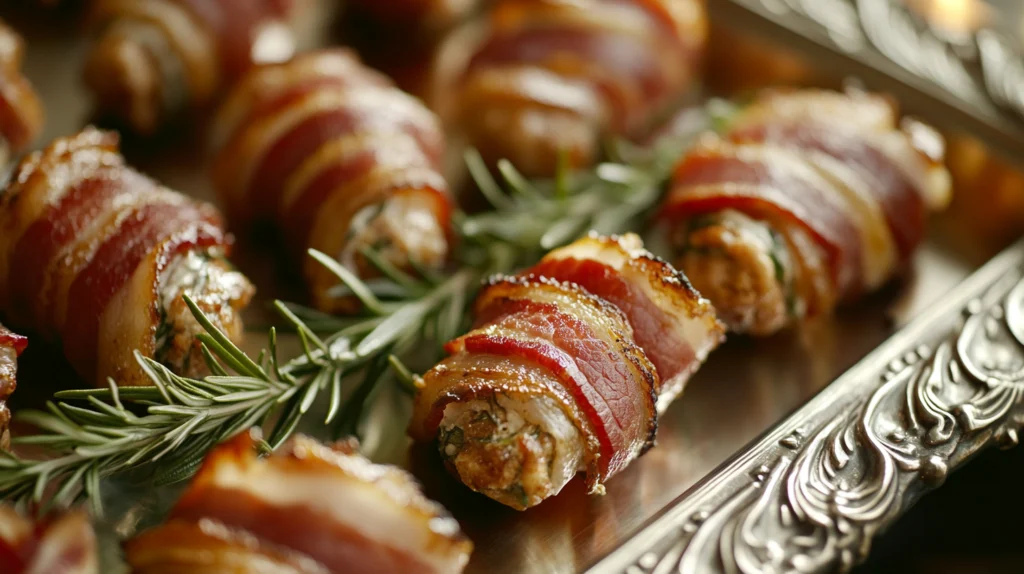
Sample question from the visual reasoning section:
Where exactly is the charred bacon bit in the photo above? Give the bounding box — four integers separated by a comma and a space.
210, 49, 454, 312
662, 88, 951, 335
0, 324, 26, 450
83, 0, 295, 134
0, 128, 254, 386
0, 20, 44, 168
125, 430, 472, 574
0, 506, 99, 574
433, 0, 707, 176
412, 234, 720, 510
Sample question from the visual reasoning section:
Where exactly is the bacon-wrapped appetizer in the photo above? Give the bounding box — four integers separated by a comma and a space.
0, 506, 99, 574
0, 20, 44, 168
0, 128, 254, 387
83, 0, 295, 134
660, 89, 952, 335
411, 233, 723, 510
433, 0, 707, 176
126, 430, 473, 573
0, 323, 26, 450
211, 48, 454, 312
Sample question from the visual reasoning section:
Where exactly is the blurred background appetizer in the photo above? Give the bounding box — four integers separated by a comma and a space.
126, 429, 473, 574
211, 48, 453, 312
83, 0, 296, 134
0, 19, 44, 168
660, 88, 952, 335
0, 506, 98, 574
411, 233, 723, 510
0, 323, 25, 450
0, 128, 254, 386
432, 0, 708, 176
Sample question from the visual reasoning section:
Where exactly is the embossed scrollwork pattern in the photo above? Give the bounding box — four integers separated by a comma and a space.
610, 270, 1024, 574
729, 0, 1024, 121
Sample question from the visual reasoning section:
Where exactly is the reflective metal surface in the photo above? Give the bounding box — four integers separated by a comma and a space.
3, 1, 1024, 573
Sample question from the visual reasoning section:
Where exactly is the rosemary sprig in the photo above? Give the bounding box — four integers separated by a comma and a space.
0, 120, 704, 512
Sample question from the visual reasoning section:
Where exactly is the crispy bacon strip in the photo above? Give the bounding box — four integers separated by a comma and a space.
83, 0, 295, 134
661, 89, 951, 335
433, 0, 707, 176
125, 430, 472, 574
529, 233, 723, 408
211, 49, 454, 312
0, 20, 44, 167
0, 507, 98, 574
411, 233, 720, 509
0, 323, 25, 450
0, 128, 254, 386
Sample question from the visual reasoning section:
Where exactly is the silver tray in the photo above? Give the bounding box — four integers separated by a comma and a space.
4, 1, 1024, 572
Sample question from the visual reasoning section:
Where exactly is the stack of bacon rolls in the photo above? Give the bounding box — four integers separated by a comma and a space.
433, 0, 708, 176
126, 430, 473, 574
0, 128, 254, 387
412, 233, 724, 509
83, 0, 296, 134
0, 506, 98, 574
210, 48, 454, 312
0, 20, 44, 169
661, 89, 952, 335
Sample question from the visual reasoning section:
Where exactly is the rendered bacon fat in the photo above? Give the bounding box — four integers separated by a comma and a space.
411, 233, 722, 509
0, 323, 25, 450
211, 48, 454, 312
0, 20, 44, 167
0, 128, 254, 386
125, 430, 472, 574
433, 0, 707, 176
84, 0, 295, 134
661, 89, 952, 335
0, 507, 99, 574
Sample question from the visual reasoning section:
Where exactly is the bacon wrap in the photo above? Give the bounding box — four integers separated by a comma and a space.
0, 323, 25, 450
660, 89, 951, 334
0, 128, 254, 386
0, 20, 44, 166
125, 430, 472, 574
0, 507, 99, 574
84, 0, 295, 134
666, 139, 866, 297
434, 0, 707, 175
528, 233, 724, 408
211, 49, 454, 312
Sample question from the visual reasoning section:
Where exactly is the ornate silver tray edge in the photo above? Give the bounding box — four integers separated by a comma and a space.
589, 233, 1024, 573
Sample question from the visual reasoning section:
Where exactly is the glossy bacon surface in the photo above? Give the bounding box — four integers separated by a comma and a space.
0, 128, 254, 386
0, 20, 44, 167
83, 0, 295, 134
125, 430, 472, 574
433, 0, 707, 176
412, 233, 721, 509
0, 323, 25, 450
661, 89, 951, 335
0, 506, 98, 574
211, 49, 454, 312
